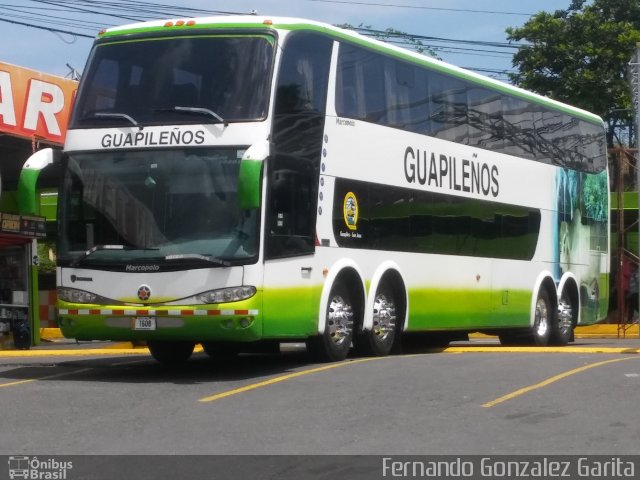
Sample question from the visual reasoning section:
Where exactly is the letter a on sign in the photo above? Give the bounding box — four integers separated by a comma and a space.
0, 61, 77, 144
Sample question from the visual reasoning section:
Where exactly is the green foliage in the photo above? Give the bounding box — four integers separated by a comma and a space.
36, 241, 56, 274
583, 171, 609, 221
506, 0, 640, 145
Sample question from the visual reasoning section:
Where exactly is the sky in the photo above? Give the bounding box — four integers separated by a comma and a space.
0, 0, 574, 84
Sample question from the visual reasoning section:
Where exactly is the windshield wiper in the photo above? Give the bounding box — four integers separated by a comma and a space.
164, 253, 230, 267
70, 244, 159, 267
84, 112, 141, 129
155, 106, 228, 126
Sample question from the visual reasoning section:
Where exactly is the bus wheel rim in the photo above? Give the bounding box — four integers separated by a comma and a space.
327, 295, 354, 346
558, 298, 573, 333
535, 297, 549, 337
373, 293, 396, 342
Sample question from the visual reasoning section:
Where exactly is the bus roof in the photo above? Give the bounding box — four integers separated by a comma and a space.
98, 15, 604, 126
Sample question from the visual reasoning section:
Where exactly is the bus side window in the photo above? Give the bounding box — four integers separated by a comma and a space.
266, 160, 315, 257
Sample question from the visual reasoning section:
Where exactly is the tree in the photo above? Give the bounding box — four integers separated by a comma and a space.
36, 240, 56, 274
506, 0, 640, 145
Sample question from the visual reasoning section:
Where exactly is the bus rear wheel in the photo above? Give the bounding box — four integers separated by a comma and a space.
307, 281, 355, 362
147, 340, 195, 366
550, 291, 575, 346
355, 287, 397, 356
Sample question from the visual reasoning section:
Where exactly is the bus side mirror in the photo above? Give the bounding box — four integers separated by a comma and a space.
237, 158, 263, 210
18, 148, 62, 215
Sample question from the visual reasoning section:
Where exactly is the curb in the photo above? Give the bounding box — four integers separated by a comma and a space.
40, 328, 65, 340
469, 325, 640, 340
0, 344, 204, 357
575, 324, 639, 338
38, 325, 640, 343
1, 345, 638, 357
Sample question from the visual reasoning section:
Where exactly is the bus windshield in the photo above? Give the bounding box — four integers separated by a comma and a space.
57, 148, 259, 269
72, 34, 274, 128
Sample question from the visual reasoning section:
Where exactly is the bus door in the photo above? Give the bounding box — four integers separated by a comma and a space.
490, 208, 543, 328
261, 31, 333, 338
490, 260, 524, 328
262, 156, 319, 338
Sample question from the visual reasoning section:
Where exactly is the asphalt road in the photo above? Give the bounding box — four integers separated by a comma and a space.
1, 339, 639, 458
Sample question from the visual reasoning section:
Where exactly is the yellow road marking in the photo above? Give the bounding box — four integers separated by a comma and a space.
199, 357, 381, 403
446, 346, 640, 354
0, 368, 93, 389
483, 357, 639, 408
0, 378, 37, 388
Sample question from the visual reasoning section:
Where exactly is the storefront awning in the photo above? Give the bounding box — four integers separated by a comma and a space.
0, 212, 46, 247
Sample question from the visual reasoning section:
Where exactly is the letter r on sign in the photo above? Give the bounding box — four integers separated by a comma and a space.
24, 79, 64, 136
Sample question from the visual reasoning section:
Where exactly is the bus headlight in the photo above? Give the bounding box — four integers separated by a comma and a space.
196, 286, 256, 304
57, 287, 99, 304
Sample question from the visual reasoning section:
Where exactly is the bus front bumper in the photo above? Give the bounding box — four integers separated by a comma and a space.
57, 300, 263, 342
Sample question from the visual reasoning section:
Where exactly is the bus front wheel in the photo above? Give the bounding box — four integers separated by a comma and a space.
147, 340, 195, 366
528, 289, 553, 346
201, 341, 240, 360
307, 281, 355, 362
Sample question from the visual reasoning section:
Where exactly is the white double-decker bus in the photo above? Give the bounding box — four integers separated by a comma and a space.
32, 16, 609, 364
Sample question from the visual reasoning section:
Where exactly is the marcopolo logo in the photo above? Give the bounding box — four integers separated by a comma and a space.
8, 456, 73, 479
125, 264, 160, 272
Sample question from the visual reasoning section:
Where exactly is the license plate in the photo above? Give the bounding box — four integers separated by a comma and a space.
132, 317, 156, 331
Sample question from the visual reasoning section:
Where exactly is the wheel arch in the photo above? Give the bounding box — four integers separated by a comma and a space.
317, 259, 366, 335
363, 261, 408, 332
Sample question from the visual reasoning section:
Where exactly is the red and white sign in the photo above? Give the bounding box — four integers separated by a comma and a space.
0, 61, 77, 145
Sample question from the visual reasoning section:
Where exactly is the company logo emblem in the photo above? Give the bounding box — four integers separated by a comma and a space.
137, 285, 152, 302
343, 192, 358, 231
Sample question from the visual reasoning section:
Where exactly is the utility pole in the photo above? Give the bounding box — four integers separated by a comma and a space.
629, 43, 640, 335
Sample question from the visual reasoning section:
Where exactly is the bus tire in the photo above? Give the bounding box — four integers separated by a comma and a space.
401, 332, 450, 352
550, 290, 576, 346
147, 340, 195, 366
307, 281, 355, 362
498, 333, 521, 346
354, 286, 398, 356
201, 341, 240, 359
528, 289, 552, 346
